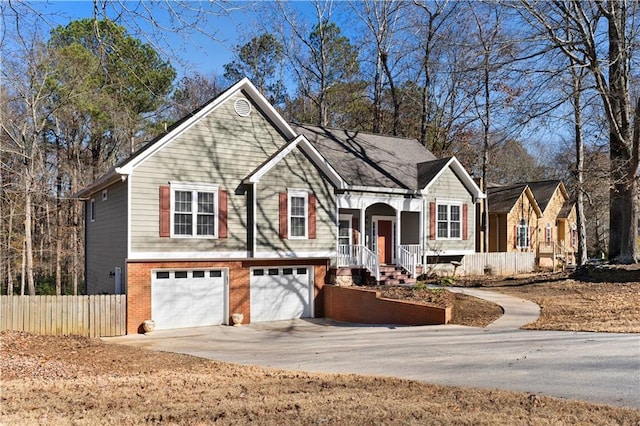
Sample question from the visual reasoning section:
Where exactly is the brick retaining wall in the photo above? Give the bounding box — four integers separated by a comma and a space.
323, 285, 451, 326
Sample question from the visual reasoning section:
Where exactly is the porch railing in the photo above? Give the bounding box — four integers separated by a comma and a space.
399, 244, 422, 265
337, 244, 380, 281
397, 245, 417, 277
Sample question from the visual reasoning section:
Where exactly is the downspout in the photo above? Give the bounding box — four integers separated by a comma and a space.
422, 192, 428, 267
252, 182, 257, 258
83, 200, 88, 295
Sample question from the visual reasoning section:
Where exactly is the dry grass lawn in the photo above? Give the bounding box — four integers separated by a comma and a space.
2, 278, 639, 424
2, 331, 639, 425
494, 280, 640, 333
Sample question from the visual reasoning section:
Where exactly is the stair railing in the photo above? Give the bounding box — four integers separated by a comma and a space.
360, 245, 380, 281
398, 245, 416, 277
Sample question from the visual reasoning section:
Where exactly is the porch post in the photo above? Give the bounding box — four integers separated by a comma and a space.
359, 208, 366, 248
418, 206, 424, 266
395, 209, 401, 264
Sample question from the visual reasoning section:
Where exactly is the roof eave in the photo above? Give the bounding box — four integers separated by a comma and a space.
74, 168, 128, 199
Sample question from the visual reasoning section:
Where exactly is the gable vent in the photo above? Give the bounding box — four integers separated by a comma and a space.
234, 98, 252, 117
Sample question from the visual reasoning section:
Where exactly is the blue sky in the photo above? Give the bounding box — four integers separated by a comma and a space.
22, 1, 315, 79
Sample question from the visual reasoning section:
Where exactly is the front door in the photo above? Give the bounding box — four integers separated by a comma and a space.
377, 220, 393, 264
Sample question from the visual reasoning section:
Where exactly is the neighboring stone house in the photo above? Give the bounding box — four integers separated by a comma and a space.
481, 180, 577, 269
76, 79, 484, 334
527, 180, 577, 268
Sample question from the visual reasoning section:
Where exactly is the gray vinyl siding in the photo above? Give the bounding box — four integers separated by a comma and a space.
426, 167, 476, 252
256, 147, 336, 254
129, 92, 287, 255
85, 180, 127, 294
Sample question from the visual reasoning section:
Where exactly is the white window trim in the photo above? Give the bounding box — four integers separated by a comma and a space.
545, 223, 552, 245
338, 214, 353, 246
517, 219, 530, 249
435, 200, 462, 240
288, 189, 308, 239
90, 198, 96, 222
170, 182, 219, 239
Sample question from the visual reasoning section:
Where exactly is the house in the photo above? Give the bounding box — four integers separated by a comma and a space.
527, 180, 577, 268
482, 180, 577, 269
484, 183, 542, 253
76, 78, 484, 334
294, 124, 484, 281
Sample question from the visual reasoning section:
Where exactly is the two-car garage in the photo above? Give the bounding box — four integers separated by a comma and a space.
150, 265, 313, 330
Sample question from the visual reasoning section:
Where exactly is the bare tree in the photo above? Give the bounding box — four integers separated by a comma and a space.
351, 0, 408, 134
275, 0, 359, 127
519, 0, 639, 262
1, 32, 53, 294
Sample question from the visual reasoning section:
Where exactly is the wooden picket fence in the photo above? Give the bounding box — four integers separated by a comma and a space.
0, 295, 126, 337
461, 252, 536, 276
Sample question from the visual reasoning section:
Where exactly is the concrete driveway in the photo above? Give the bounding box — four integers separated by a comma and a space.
106, 289, 640, 409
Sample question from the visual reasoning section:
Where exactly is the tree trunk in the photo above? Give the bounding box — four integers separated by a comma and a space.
606, 0, 637, 262
381, 52, 400, 136
481, 45, 491, 253
24, 179, 35, 295
372, 55, 383, 133
570, 60, 588, 266
20, 240, 25, 296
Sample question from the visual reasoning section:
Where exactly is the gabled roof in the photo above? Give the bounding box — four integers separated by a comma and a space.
419, 157, 485, 201
487, 183, 542, 217
76, 78, 298, 198
417, 158, 452, 189
292, 123, 436, 191
558, 200, 575, 219
524, 180, 568, 213
243, 135, 345, 189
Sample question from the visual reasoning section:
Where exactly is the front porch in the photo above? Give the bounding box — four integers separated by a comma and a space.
336, 198, 424, 283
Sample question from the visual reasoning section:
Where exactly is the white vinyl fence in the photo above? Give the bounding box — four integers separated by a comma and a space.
461, 252, 536, 276
0, 295, 126, 337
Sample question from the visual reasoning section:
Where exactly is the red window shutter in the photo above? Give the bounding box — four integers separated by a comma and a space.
462, 204, 468, 240
530, 228, 533, 249
514, 224, 517, 249
218, 190, 228, 239
159, 185, 170, 237
279, 192, 288, 239
429, 202, 436, 240
308, 194, 317, 239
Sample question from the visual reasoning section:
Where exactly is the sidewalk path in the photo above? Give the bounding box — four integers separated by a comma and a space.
446, 287, 541, 330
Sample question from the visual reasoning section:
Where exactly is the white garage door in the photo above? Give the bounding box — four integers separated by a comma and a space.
250, 266, 312, 323
152, 269, 226, 330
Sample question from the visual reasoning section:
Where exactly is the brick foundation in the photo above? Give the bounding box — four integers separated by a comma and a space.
126, 258, 329, 334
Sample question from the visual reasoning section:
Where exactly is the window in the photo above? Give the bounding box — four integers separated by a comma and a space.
571, 224, 577, 247
193, 271, 205, 278
517, 219, 530, 249
172, 184, 217, 237
288, 191, 308, 238
545, 223, 552, 246
102, 189, 108, 201
90, 199, 96, 222
436, 203, 461, 239
338, 215, 352, 246
175, 271, 188, 279
156, 272, 170, 279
